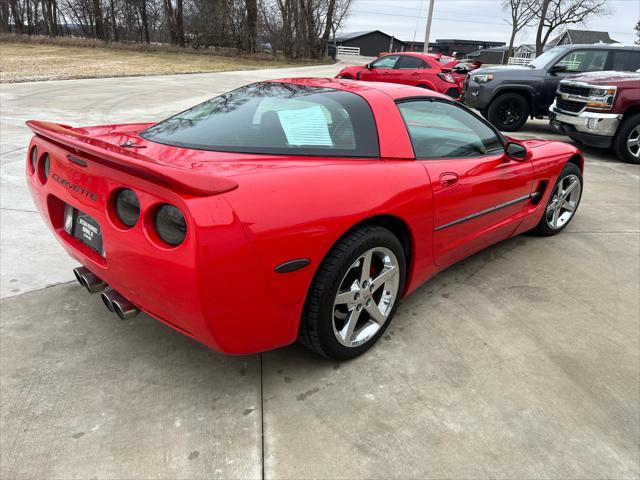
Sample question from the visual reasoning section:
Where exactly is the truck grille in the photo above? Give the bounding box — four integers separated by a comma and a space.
559, 83, 590, 97
556, 98, 584, 114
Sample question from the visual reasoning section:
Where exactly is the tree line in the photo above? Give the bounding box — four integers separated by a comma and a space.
0, 0, 352, 58
502, 0, 609, 62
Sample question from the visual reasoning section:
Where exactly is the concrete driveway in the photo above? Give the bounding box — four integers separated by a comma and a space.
1, 63, 639, 479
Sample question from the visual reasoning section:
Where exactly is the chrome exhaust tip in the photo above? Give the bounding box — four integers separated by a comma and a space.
100, 289, 139, 320
73, 266, 106, 293
100, 290, 115, 312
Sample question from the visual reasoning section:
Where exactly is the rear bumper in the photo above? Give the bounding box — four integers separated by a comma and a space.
549, 102, 621, 147
26, 136, 302, 355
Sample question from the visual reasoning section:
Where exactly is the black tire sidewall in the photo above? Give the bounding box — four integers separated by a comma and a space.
488, 93, 530, 132
307, 227, 406, 360
613, 114, 640, 164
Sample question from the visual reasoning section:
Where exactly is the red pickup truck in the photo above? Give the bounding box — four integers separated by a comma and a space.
549, 71, 640, 164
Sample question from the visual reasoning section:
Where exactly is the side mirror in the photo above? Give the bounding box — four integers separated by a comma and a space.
505, 141, 527, 161
549, 64, 567, 74
365, 63, 372, 69
453, 66, 469, 73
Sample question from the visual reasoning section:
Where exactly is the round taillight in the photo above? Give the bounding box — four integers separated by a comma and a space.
115, 189, 140, 227
39, 153, 51, 183
154, 204, 187, 246
30, 147, 38, 173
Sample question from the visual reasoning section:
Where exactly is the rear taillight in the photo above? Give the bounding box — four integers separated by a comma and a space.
115, 189, 140, 228
154, 204, 187, 246
438, 73, 456, 84
38, 153, 51, 183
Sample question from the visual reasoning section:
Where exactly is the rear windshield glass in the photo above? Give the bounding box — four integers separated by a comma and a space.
141, 82, 379, 157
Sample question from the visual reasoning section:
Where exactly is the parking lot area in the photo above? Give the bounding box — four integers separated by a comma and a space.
1, 62, 639, 479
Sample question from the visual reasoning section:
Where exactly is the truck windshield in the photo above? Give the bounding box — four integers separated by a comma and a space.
528, 47, 564, 69
141, 82, 379, 157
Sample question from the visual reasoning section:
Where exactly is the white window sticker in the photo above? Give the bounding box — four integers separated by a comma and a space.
277, 106, 333, 146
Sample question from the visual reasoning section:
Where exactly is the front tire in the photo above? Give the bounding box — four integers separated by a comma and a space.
612, 113, 640, 164
298, 226, 406, 360
532, 163, 582, 236
487, 93, 530, 131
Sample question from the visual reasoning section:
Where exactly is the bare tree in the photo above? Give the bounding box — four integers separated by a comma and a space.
108, 0, 118, 40
330, 0, 351, 42
41, 0, 59, 36
502, 0, 535, 64
163, 0, 183, 45
4, 0, 351, 59
8, 0, 25, 33
92, 0, 104, 38
531, 0, 609, 55
244, 0, 257, 52
139, 0, 150, 43
635, 19, 639, 45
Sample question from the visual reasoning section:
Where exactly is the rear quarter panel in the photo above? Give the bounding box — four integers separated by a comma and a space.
222, 159, 435, 322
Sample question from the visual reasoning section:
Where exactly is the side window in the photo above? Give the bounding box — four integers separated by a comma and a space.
611, 50, 631, 71
396, 56, 428, 69
371, 55, 399, 69
397, 100, 504, 159
626, 51, 640, 71
611, 51, 640, 71
556, 49, 608, 73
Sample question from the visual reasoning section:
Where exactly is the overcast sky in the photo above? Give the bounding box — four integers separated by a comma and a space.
343, 0, 639, 46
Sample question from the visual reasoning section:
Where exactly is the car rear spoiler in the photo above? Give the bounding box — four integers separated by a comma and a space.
26, 120, 238, 196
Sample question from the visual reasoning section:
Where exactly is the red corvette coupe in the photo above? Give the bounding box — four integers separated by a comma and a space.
26, 78, 583, 360
336, 52, 462, 99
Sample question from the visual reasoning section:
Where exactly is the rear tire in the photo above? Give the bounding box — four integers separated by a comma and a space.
532, 163, 582, 236
298, 226, 406, 360
612, 113, 640, 164
487, 93, 530, 132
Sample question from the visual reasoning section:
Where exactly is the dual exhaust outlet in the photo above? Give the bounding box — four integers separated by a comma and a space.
73, 266, 139, 320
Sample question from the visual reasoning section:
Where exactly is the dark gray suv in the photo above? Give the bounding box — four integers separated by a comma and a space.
463, 44, 640, 131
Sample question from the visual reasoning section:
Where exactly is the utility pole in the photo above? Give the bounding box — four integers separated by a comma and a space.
423, 0, 435, 53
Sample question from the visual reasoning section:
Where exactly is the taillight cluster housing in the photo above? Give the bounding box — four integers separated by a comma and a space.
28, 146, 51, 184
28, 146, 188, 248
110, 188, 188, 247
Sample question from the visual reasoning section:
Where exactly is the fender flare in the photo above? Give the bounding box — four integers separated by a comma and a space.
489, 85, 539, 113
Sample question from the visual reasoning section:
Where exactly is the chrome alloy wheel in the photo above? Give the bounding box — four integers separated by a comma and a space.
546, 173, 581, 230
627, 125, 640, 160
332, 247, 400, 348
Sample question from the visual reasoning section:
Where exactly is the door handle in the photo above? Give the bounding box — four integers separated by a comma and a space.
439, 172, 459, 187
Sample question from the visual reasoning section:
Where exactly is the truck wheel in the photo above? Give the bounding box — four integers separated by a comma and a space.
612, 113, 640, 164
298, 226, 406, 360
487, 93, 530, 132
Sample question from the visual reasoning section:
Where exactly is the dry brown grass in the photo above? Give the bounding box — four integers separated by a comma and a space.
0, 35, 326, 83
